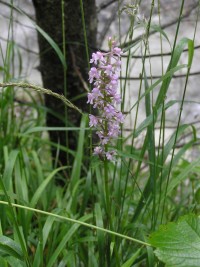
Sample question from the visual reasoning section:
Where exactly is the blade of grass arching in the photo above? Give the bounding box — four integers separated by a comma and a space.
149, 24, 171, 48
34, 24, 66, 69
46, 214, 92, 267
95, 203, 105, 267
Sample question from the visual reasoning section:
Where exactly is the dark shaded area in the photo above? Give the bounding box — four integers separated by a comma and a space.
32, 0, 97, 167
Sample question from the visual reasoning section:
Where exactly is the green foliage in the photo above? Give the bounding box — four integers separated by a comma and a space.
0, 0, 199, 266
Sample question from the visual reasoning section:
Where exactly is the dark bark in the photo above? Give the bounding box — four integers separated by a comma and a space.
32, 0, 97, 167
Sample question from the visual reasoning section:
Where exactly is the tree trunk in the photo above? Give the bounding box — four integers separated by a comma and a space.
32, 0, 96, 167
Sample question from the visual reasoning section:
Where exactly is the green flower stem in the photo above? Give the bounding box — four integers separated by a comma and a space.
104, 151, 111, 266
0, 200, 151, 247
0, 82, 82, 114
104, 149, 110, 218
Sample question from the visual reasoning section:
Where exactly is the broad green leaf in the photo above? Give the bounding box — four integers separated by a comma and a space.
149, 214, 200, 267
0, 236, 23, 261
